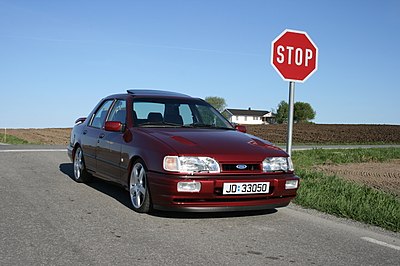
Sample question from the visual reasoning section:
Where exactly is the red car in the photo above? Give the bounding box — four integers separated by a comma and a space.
68, 90, 299, 213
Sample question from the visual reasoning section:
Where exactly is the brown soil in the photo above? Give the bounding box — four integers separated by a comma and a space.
4, 128, 72, 145
1, 124, 400, 145
315, 160, 400, 197
247, 124, 400, 144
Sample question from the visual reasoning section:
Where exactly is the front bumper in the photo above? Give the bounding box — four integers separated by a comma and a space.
148, 172, 299, 212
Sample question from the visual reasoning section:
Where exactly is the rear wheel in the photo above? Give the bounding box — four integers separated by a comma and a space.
73, 146, 91, 182
129, 160, 152, 213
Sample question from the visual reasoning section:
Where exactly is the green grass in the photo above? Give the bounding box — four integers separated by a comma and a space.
0, 133, 30, 144
292, 148, 400, 232
293, 147, 400, 168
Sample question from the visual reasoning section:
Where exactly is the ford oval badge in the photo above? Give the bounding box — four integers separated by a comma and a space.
236, 164, 247, 170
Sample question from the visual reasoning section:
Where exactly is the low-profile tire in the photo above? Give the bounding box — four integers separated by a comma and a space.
73, 146, 91, 183
129, 159, 152, 213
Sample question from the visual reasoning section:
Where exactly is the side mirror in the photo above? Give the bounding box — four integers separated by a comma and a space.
105, 121, 124, 132
75, 117, 86, 124
235, 124, 247, 133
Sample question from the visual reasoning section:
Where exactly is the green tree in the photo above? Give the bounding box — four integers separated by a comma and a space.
276, 101, 316, 124
205, 96, 227, 112
294, 102, 316, 123
276, 101, 289, 124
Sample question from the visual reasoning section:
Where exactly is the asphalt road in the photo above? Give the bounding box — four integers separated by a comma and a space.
1, 146, 399, 265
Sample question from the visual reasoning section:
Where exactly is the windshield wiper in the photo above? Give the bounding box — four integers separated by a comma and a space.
189, 123, 234, 130
139, 121, 185, 127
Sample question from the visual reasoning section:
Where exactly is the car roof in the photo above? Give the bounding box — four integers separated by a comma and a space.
127, 89, 192, 98
103, 89, 197, 101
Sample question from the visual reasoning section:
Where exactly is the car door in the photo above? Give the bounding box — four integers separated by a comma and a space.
95, 99, 126, 181
81, 99, 114, 173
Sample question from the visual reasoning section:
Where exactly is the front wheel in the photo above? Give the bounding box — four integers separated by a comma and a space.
73, 146, 91, 182
129, 160, 152, 213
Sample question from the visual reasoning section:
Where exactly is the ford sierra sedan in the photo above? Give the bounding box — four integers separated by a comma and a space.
67, 89, 299, 213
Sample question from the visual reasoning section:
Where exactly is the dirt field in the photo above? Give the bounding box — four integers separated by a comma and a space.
247, 124, 400, 144
315, 160, 400, 197
2, 124, 400, 146
3, 128, 72, 145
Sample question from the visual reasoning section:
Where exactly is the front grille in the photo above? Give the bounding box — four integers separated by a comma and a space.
222, 164, 260, 172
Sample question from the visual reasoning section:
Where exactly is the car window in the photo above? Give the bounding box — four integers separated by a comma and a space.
134, 102, 165, 119
196, 104, 227, 127
107, 99, 126, 124
179, 104, 194, 125
89, 100, 113, 128
132, 99, 233, 129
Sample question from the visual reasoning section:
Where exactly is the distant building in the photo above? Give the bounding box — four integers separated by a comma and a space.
222, 108, 276, 125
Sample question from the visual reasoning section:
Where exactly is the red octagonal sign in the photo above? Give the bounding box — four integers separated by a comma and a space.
271, 29, 318, 83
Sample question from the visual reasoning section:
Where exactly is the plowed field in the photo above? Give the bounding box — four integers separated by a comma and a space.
1, 124, 399, 145
3, 128, 71, 145
247, 124, 400, 144
315, 160, 400, 197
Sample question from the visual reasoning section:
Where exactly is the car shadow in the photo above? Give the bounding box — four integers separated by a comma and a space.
59, 163, 75, 179
59, 163, 278, 219
59, 163, 132, 208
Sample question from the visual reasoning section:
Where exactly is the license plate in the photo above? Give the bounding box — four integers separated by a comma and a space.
222, 182, 270, 195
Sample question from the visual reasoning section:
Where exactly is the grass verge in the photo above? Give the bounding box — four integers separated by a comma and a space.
0, 133, 30, 144
292, 148, 400, 232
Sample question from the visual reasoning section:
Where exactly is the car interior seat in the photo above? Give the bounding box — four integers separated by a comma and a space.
164, 105, 183, 125
147, 112, 163, 123
113, 109, 126, 123
164, 113, 183, 125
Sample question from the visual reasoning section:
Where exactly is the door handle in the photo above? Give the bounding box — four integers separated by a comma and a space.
99, 133, 105, 139
83, 130, 87, 135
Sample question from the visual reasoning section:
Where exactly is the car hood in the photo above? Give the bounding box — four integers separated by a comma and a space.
138, 128, 288, 162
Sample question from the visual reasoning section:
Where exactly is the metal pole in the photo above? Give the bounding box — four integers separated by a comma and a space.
286, 81, 295, 156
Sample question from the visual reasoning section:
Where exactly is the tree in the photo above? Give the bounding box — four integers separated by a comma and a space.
205, 96, 227, 112
276, 101, 289, 124
294, 102, 316, 123
276, 101, 316, 124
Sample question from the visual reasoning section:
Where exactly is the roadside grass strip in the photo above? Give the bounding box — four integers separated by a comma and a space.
0, 133, 29, 144
293, 147, 400, 167
292, 148, 400, 232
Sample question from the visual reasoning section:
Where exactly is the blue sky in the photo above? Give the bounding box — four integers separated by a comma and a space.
1, 0, 399, 128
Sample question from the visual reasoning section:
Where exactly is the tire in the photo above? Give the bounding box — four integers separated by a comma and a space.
129, 160, 152, 213
73, 146, 91, 183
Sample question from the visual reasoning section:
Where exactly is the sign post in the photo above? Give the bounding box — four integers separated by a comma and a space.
271, 29, 318, 156
287, 82, 295, 155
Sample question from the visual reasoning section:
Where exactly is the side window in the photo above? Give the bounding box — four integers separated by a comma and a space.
89, 100, 113, 128
179, 104, 194, 125
107, 100, 126, 124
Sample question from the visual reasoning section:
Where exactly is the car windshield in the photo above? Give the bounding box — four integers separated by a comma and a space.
132, 98, 233, 129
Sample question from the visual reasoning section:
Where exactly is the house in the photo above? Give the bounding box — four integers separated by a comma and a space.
222, 108, 276, 125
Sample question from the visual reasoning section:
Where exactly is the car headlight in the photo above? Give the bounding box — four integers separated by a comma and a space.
262, 157, 294, 172
163, 156, 220, 174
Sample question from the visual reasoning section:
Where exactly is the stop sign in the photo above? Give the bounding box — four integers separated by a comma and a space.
271, 29, 318, 82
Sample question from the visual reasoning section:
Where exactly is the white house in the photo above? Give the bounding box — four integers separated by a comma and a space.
222, 108, 276, 125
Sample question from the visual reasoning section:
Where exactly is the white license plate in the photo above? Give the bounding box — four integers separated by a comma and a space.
222, 182, 270, 195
